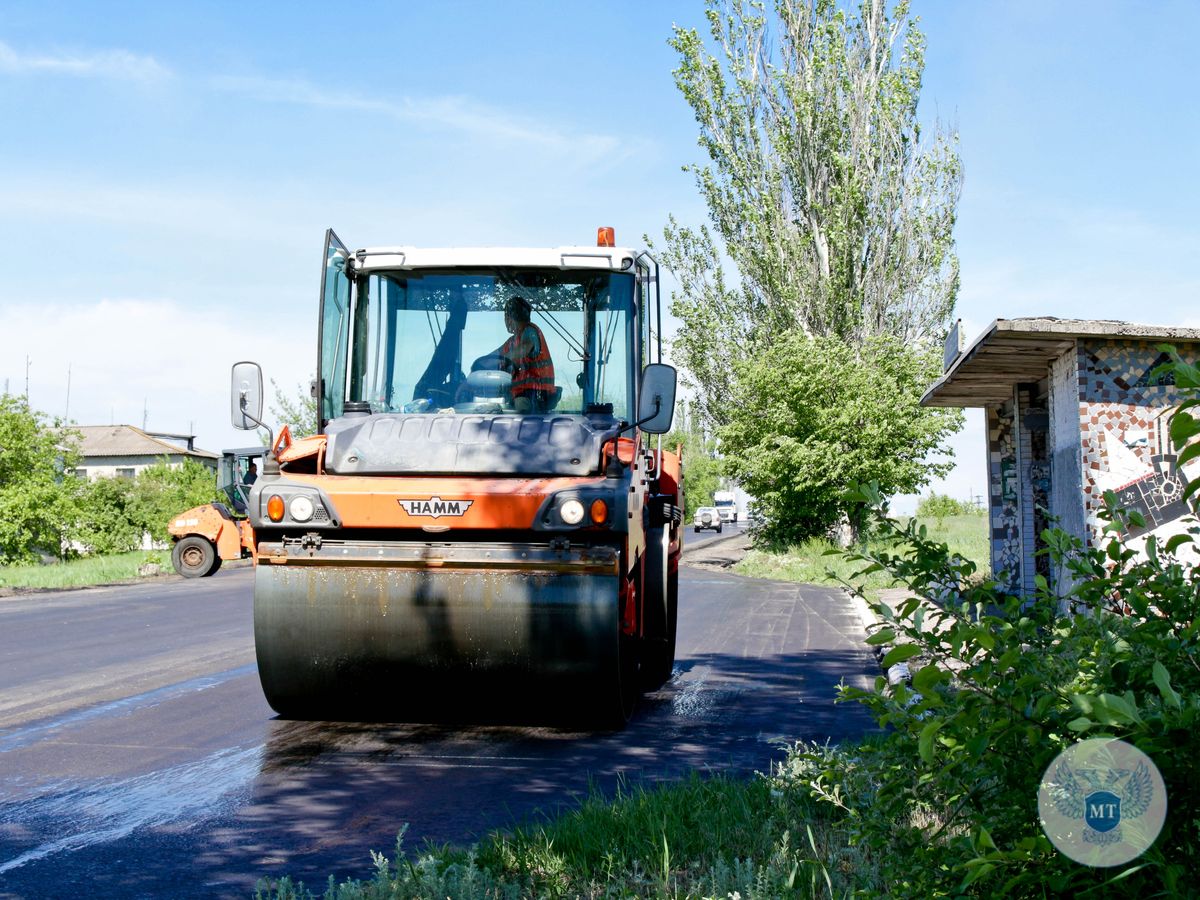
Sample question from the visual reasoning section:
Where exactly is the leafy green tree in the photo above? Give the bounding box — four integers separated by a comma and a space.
74, 474, 144, 554
664, 400, 724, 518
0, 394, 81, 564
721, 333, 953, 543
657, 0, 962, 538
916, 491, 978, 526
131, 459, 222, 545
269, 377, 319, 439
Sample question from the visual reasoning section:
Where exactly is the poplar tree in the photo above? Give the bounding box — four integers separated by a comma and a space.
658, 0, 963, 540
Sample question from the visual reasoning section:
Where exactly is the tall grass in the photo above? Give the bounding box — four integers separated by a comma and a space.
258, 765, 877, 899
0, 550, 171, 590
736, 513, 989, 589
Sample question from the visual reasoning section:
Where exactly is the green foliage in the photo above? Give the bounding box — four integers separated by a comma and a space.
0, 550, 171, 589
256, 773, 874, 898
736, 512, 989, 591
720, 333, 960, 543
657, 0, 962, 424
74, 474, 144, 554
916, 492, 980, 526
129, 459, 222, 545
657, 0, 963, 542
664, 399, 724, 518
270, 377, 319, 439
790, 481, 1200, 896
72, 458, 219, 553
0, 394, 81, 564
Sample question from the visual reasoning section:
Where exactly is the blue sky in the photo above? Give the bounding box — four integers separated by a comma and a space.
1, 1, 1197, 510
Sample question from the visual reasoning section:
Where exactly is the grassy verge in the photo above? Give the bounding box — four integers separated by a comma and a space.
257, 751, 881, 899
735, 513, 989, 591
0, 550, 172, 591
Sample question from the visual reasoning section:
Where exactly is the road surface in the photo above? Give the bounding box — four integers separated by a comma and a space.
0, 526, 876, 898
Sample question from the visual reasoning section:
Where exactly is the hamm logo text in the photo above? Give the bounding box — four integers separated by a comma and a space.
399, 497, 474, 519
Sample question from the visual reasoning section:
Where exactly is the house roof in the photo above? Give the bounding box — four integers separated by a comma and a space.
73, 425, 219, 461
921, 318, 1200, 408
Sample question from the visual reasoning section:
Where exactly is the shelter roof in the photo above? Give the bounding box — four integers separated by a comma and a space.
922, 318, 1200, 408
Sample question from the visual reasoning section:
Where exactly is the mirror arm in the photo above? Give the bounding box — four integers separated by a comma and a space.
238, 396, 278, 473
604, 397, 662, 477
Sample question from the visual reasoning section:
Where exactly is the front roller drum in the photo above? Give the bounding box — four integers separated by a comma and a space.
254, 563, 632, 724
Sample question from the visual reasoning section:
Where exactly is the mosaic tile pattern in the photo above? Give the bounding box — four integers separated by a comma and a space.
1076, 339, 1193, 544
988, 400, 1021, 592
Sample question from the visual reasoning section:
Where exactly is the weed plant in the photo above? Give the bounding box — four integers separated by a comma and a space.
735, 513, 989, 591
0, 550, 170, 590
799, 482, 1200, 897
256, 773, 876, 898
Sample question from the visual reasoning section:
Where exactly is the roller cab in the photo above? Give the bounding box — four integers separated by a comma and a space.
234, 229, 683, 725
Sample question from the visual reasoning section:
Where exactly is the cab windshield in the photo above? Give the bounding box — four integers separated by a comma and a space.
323, 269, 637, 421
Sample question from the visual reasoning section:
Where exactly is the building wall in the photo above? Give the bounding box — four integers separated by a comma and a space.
1048, 349, 1085, 592
985, 338, 1200, 597
1075, 339, 1195, 550
74, 454, 216, 481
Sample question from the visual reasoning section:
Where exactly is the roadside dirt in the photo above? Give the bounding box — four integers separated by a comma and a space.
681, 530, 752, 571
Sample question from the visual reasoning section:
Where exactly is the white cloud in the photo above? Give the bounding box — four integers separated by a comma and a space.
0, 298, 311, 453
0, 39, 170, 81
208, 74, 637, 167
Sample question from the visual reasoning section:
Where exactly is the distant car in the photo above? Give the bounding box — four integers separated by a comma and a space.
693, 506, 723, 533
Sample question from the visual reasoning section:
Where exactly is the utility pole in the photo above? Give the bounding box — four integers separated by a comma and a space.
142, 398, 148, 431
64, 364, 72, 421
25, 355, 31, 402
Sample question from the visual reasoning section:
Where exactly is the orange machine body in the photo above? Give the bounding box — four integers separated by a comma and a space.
167, 504, 255, 562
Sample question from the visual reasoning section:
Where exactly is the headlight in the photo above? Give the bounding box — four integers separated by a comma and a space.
289, 496, 315, 522
560, 499, 585, 525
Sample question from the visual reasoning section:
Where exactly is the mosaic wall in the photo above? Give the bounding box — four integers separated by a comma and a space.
988, 399, 1021, 592
1076, 339, 1192, 545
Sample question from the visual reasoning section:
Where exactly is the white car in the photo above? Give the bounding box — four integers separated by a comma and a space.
693, 506, 723, 533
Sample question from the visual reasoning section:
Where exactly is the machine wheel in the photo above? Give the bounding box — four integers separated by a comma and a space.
592, 572, 641, 729
694, 526, 700, 533
172, 536, 216, 578
640, 526, 676, 691
641, 570, 678, 692
717, 523, 723, 533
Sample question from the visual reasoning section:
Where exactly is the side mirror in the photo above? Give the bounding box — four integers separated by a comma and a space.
637, 363, 677, 435
231, 361, 265, 430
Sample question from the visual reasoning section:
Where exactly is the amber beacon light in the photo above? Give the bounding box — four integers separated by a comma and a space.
597, 226, 615, 247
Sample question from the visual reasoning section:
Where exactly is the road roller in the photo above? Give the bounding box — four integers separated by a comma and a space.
231, 227, 683, 726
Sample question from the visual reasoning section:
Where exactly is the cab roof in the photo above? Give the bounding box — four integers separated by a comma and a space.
352, 245, 642, 272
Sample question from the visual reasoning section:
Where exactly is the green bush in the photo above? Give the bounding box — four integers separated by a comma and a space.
0, 394, 81, 564
71, 458, 220, 554
915, 492, 979, 524
74, 474, 144, 554
795, 482, 1199, 897
129, 458, 221, 545
719, 334, 960, 545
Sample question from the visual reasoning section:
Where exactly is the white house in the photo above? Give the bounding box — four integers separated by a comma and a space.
71, 425, 218, 480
